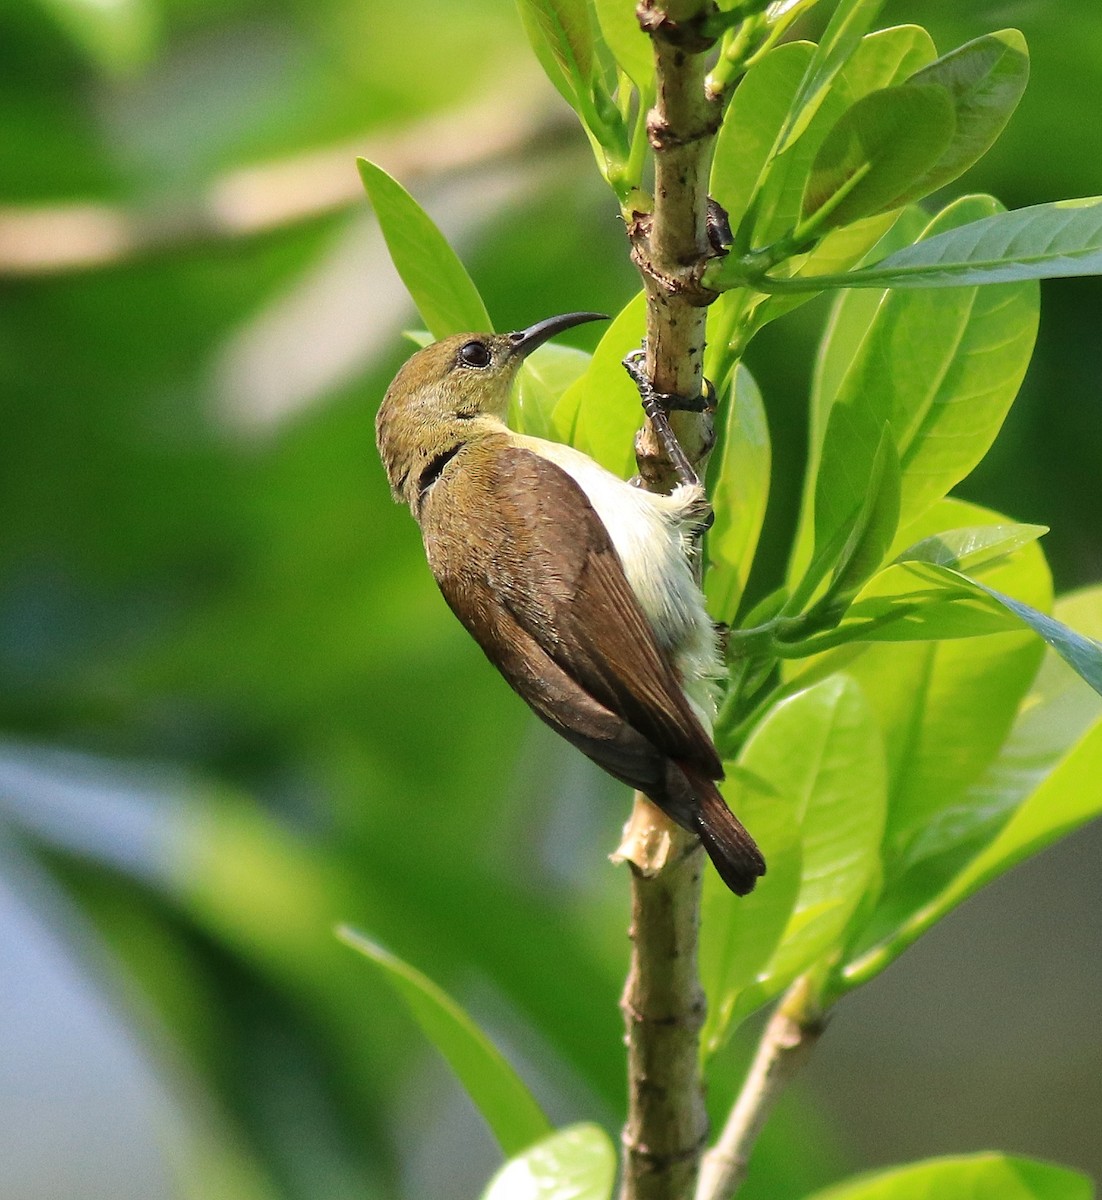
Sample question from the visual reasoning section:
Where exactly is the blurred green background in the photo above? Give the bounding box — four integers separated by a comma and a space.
1, 1, 1100, 1198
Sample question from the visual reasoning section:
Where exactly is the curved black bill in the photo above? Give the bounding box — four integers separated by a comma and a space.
508, 312, 608, 359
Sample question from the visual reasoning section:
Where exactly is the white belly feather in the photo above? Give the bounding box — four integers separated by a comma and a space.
515, 435, 722, 723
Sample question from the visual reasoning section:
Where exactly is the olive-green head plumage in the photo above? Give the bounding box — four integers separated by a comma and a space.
376, 313, 606, 507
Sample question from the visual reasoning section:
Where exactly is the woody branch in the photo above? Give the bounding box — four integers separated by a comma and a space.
618, 4, 724, 1199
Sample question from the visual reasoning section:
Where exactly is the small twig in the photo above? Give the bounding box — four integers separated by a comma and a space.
695, 977, 826, 1200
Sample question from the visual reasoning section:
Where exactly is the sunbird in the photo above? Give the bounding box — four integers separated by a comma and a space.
376, 312, 764, 894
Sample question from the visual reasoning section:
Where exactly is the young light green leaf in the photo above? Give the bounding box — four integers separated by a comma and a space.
836, 600, 1014, 645
593, 0, 653, 93
887, 588, 1102, 875
822, 428, 900, 608
704, 364, 771, 622
845, 715, 1102, 991
516, 0, 596, 106
555, 291, 645, 475
812, 499, 1049, 883
727, 676, 887, 1022
787, 206, 929, 585
744, 153, 925, 333
808, 207, 929, 430
906, 563, 1102, 696
836, 23, 935, 99
990, 588, 1102, 694
778, 0, 886, 152
711, 40, 816, 238
837, 577, 1102, 993
705, 40, 818, 354
358, 159, 492, 339
815, 529, 1049, 645
800, 85, 955, 232
514, 344, 593, 439
700, 771, 802, 1055
889, 30, 1030, 207
895, 524, 1048, 574
789, 196, 1102, 290
481, 1124, 617, 1200
912, 583, 1102, 873
792, 196, 1027, 595
338, 927, 551, 1156
836, 571, 1023, 643
779, 211, 899, 297
804, 1153, 1093, 1200
808, 195, 1038, 585
750, 26, 935, 251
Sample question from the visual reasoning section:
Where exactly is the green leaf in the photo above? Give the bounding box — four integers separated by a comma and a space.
555, 291, 645, 475
834, 553, 1034, 643
726, 676, 887, 1022
821, 428, 900, 608
514, 344, 593, 439
799, 499, 1048, 903
723, 29, 935, 340
918, 585, 1102, 864
778, 0, 887, 152
890, 30, 1030, 207
827, 522, 1051, 646
338, 927, 551, 1156
837, 572, 1024, 643
704, 363, 771, 623
804, 502, 1051, 982
792, 196, 1102, 290
751, 26, 935, 251
711, 40, 816, 239
906, 563, 1102, 696
804, 1154, 1093, 1200
516, 0, 596, 105
481, 1124, 617, 1200
806, 195, 1038, 587
869, 708, 1102, 968
895, 523, 1048, 574
700, 771, 802, 1055
842, 589, 1102, 992
809, 208, 930, 422
593, 0, 653, 94
357, 160, 492, 339
786, 206, 929, 584
834, 24, 936, 100
800, 85, 955, 232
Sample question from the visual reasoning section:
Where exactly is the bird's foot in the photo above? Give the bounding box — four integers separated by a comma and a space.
623, 349, 715, 414
622, 349, 716, 497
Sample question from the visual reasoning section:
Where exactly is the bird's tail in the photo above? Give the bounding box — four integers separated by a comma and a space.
688, 773, 766, 896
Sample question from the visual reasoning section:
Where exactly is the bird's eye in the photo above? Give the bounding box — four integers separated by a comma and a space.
458, 340, 492, 368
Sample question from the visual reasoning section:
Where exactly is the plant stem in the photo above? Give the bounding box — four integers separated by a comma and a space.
695, 977, 826, 1200
618, 3, 723, 1198
620, 819, 710, 1200
629, 1, 723, 490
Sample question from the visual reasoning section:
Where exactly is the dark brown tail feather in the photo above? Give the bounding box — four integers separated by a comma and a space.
690, 776, 766, 896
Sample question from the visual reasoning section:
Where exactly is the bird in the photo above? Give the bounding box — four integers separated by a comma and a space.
375, 311, 765, 894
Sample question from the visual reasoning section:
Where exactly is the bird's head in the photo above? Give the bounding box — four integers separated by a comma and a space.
376, 312, 606, 505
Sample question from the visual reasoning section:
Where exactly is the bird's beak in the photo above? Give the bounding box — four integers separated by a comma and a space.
507, 312, 608, 360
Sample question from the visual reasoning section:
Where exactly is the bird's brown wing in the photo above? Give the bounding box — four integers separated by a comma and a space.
420, 441, 721, 783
